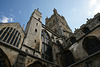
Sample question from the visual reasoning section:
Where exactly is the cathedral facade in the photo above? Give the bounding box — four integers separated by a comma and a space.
0, 8, 100, 67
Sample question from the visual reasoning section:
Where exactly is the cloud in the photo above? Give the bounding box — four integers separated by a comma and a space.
88, 0, 100, 16
10, 13, 15, 18
0, 15, 14, 23
19, 11, 22, 14
93, 4, 100, 14
89, 0, 97, 8
10, 18, 13, 22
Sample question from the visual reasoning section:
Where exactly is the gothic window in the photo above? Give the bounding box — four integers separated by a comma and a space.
34, 40, 36, 43
38, 18, 40, 21
41, 30, 53, 61
83, 36, 100, 55
70, 37, 76, 44
82, 27, 90, 34
0, 27, 22, 47
36, 23, 38, 26
35, 29, 37, 33
61, 50, 75, 67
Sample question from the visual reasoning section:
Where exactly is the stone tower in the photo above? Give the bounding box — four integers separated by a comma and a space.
45, 8, 72, 38
23, 8, 42, 52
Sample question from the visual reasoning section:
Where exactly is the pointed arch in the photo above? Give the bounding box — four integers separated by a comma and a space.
41, 29, 53, 61
61, 50, 75, 67
83, 36, 100, 55
0, 48, 11, 67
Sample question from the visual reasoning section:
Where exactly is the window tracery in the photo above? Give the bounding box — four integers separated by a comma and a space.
41, 30, 52, 61
0, 27, 21, 47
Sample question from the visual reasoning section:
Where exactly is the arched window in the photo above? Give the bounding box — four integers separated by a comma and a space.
41, 30, 53, 61
38, 18, 40, 21
70, 37, 76, 44
35, 29, 37, 33
83, 36, 100, 55
61, 50, 75, 67
36, 23, 38, 26
0, 27, 21, 47
82, 27, 90, 34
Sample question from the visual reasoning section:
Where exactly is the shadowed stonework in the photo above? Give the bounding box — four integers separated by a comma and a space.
0, 8, 100, 67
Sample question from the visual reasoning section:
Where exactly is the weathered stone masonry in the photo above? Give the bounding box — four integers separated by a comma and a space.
0, 8, 100, 67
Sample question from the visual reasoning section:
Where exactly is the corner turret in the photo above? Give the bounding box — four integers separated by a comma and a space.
32, 8, 42, 21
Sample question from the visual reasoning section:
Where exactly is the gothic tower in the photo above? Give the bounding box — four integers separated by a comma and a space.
45, 8, 72, 38
23, 8, 42, 52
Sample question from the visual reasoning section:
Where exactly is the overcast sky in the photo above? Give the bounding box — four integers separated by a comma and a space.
0, 0, 100, 32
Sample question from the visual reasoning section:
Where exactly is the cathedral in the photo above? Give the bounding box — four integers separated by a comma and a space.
0, 8, 100, 67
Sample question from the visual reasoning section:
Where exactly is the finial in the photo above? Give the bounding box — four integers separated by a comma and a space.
53, 8, 57, 14
37, 8, 39, 11
87, 18, 89, 20
46, 16, 48, 19
46, 16, 48, 21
